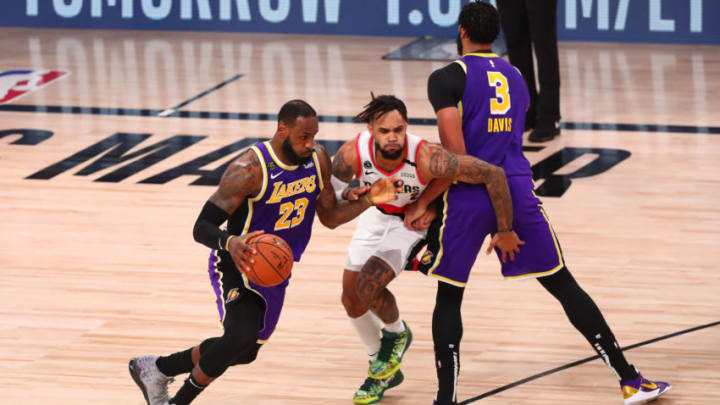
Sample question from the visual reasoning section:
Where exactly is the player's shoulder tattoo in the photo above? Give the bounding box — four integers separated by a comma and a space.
331, 140, 356, 182
219, 147, 262, 198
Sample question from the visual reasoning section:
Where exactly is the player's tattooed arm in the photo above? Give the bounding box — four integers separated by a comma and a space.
418, 143, 513, 232
317, 145, 401, 229
316, 145, 372, 229
356, 256, 398, 322
331, 139, 359, 183
208, 148, 263, 215
331, 140, 367, 200
194, 148, 263, 269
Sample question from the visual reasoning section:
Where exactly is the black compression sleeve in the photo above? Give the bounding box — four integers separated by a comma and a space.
193, 201, 231, 251
427, 62, 466, 112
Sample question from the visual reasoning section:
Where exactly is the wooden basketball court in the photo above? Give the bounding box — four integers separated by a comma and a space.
1, 28, 718, 404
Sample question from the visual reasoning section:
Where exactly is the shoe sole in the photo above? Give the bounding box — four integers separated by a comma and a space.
369, 324, 413, 379
353, 371, 405, 405
624, 385, 672, 405
128, 358, 152, 405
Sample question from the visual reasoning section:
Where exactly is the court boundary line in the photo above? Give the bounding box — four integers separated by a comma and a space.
0, 104, 718, 135
157, 73, 245, 117
459, 320, 720, 404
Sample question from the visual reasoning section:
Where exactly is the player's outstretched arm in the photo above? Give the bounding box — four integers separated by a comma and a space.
418, 143, 525, 262
192, 149, 264, 273
404, 104, 465, 229
316, 145, 400, 229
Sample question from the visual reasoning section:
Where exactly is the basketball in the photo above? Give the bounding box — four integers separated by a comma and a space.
245, 234, 294, 287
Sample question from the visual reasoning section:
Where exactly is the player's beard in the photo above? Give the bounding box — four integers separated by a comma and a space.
456, 32, 463, 56
282, 137, 312, 165
376, 141, 403, 160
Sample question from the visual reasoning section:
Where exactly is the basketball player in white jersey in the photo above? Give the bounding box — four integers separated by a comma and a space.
331, 95, 524, 404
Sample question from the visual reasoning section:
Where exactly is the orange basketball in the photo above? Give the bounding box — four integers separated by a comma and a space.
245, 234, 293, 287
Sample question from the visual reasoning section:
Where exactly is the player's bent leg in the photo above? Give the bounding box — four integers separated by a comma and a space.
356, 256, 398, 320
165, 293, 264, 405
345, 268, 395, 402
230, 343, 262, 366
356, 256, 411, 379
432, 281, 464, 405
196, 293, 263, 378
344, 269, 383, 357
343, 269, 371, 318
538, 267, 637, 379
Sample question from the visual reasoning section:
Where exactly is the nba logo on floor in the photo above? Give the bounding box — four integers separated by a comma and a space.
0, 69, 69, 104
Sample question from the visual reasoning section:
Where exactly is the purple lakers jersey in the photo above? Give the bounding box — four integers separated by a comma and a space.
226, 141, 323, 262
456, 52, 532, 176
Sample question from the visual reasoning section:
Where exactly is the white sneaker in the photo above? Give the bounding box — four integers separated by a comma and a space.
129, 355, 175, 405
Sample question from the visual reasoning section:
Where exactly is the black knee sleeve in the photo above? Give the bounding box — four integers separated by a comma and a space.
230, 343, 262, 366
197, 293, 265, 378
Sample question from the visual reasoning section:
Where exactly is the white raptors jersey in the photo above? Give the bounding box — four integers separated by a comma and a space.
355, 130, 428, 215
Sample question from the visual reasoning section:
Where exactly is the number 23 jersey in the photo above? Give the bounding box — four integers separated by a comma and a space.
226, 140, 323, 262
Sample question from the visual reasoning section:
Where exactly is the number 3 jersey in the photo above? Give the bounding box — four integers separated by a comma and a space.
226, 140, 323, 262
354, 129, 428, 216
429, 52, 532, 177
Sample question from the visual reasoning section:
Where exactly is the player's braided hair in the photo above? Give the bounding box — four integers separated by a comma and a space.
458, 1, 500, 45
354, 93, 408, 123
278, 99, 317, 126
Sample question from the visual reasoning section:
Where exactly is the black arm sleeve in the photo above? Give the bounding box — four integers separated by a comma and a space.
427, 62, 466, 113
193, 201, 231, 251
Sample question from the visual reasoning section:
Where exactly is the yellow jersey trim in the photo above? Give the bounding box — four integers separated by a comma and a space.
264, 141, 299, 171
240, 273, 272, 344
312, 150, 324, 191
464, 52, 499, 58
504, 205, 565, 280
454, 59, 467, 73
211, 250, 227, 326
242, 146, 268, 235
458, 100, 463, 121
429, 272, 468, 287
426, 190, 467, 287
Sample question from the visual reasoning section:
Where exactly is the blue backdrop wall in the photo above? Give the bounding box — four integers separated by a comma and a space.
3, 0, 719, 44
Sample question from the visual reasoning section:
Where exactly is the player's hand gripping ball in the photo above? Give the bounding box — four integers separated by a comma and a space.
245, 234, 294, 287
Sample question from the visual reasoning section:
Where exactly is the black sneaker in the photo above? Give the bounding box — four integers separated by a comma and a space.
528, 123, 560, 143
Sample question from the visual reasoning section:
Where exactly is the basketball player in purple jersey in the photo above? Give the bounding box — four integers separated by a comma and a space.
403, 3, 671, 405
128, 100, 403, 405
331, 95, 523, 404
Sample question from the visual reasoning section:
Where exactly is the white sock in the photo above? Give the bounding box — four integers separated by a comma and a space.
369, 311, 384, 329
350, 311, 382, 356
384, 317, 405, 334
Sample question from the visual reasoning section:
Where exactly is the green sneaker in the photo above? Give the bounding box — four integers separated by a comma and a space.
368, 321, 412, 379
353, 370, 404, 404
